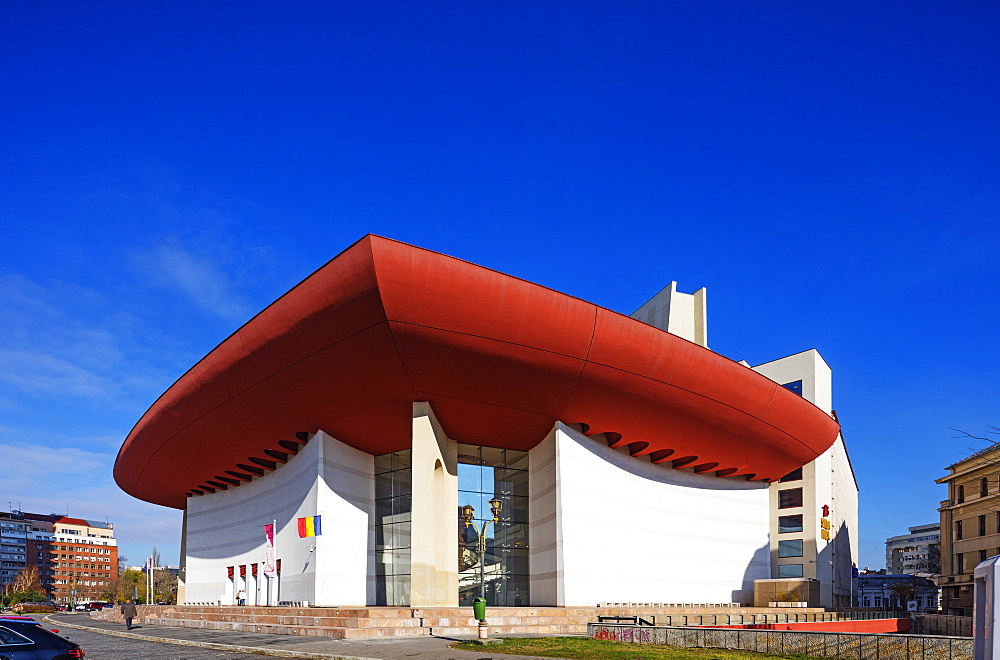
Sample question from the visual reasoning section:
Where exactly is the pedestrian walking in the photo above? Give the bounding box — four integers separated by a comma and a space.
121, 600, 138, 630
237, 589, 246, 606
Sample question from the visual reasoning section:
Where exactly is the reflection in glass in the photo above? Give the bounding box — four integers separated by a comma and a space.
457, 444, 530, 606
374, 449, 411, 606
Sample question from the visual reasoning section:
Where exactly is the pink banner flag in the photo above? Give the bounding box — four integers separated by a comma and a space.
263, 523, 276, 578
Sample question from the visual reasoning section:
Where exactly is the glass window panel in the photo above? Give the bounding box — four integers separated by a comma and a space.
458, 464, 482, 492
502, 548, 530, 575
459, 524, 479, 548
374, 453, 393, 474
393, 494, 412, 519
780, 468, 803, 482
375, 550, 393, 576
375, 577, 392, 606
457, 489, 478, 510
393, 449, 411, 469
778, 539, 803, 557
375, 471, 393, 495
391, 576, 410, 606
506, 450, 529, 471
778, 564, 804, 578
392, 468, 412, 496
479, 466, 497, 497
375, 499, 394, 526
504, 496, 529, 523
458, 492, 488, 521
781, 380, 803, 396
501, 469, 529, 497
393, 522, 411, 549
458, 580, 479, 606
390, 548, 410, 576
778, 488, 803, 509
457, 444, 480, 465
494, 523, 529, 549
504, 574, 529, 606
480, 446, 505, 467
375, 525, 390, 551
778, 515, 803, 534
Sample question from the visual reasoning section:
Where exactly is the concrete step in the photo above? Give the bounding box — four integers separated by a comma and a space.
153, 612, 423, 628
418, 616, 595, 627
173, 607, 412, 617
144, 617, 430, 639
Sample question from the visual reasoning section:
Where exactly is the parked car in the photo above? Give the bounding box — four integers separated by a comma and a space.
0, 618, 84, 658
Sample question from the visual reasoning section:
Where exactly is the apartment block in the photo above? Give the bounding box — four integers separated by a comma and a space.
21, 512, 119, 603
0, 512, 29, 588
885, 523, 940, 575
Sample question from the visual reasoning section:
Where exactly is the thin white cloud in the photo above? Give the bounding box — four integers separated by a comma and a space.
0, 274, 177, 407
136, 241, 250, 322
0, 349, 120, 398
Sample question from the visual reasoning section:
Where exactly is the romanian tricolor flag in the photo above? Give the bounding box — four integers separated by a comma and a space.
297, 515, 322, 538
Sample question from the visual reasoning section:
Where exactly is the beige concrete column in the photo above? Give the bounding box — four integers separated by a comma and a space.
409, 401, 459, 606
176, 508, 187, 604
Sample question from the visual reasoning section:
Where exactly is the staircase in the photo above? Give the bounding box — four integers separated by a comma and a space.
93, 604, 831, 639
143, 606, 426, 639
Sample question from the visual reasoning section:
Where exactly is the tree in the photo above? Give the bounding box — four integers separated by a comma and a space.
927, 543, 941, 575
888, 579, 916, 610
2, 566, 47, 605
102, 569, 145, 603
152, 568, 178, 604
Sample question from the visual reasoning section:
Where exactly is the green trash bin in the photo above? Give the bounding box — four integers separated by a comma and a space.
472, 597, 487, 621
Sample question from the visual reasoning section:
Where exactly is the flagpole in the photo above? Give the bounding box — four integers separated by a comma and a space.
272, 519, 277, 606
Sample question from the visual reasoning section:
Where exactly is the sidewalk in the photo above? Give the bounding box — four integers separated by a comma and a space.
43, 611, 564, 660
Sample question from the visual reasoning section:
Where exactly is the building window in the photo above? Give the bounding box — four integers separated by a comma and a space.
778, 564, 804, 578
980, 550, 988, 563
957, 553, 965, 574
956, 520, 963, 541
457, 443, 529, 607
779, 468, 803, 482
983, 478, 990, 497
778, 488, 803, 509
782, 380, 803, 396
779, 539, 803, 558
374, 449, 412, 607
981, 515, 987, 536
778, 515, 803, 534
957, 485, 965, 503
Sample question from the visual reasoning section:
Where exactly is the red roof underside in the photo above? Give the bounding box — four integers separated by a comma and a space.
115, 235, 840, 509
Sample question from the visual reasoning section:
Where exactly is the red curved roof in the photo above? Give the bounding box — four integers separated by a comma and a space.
115, 235, 840, 509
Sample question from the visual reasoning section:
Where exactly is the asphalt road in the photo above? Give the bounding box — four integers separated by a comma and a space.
43, 624, 267, 660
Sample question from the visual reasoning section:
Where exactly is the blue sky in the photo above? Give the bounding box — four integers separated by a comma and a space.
2, 1, 998, 570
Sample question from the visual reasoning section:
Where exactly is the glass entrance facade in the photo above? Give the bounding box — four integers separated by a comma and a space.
374, 449, 411, 606
457, 444, 529, 606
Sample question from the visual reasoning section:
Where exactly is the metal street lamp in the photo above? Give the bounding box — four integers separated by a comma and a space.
460, 498, 503, 602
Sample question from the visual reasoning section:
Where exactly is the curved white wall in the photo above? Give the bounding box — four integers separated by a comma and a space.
529, 423, 770, 606
184, 432, 372, 606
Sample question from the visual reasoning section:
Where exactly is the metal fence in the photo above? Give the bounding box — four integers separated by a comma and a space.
588, 624, 974, 660
634, 612, 888, 627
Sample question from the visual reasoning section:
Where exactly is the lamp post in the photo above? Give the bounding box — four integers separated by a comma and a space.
460, 497, 503, 602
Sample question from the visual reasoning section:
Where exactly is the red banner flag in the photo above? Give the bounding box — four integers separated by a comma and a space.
263, 523, 276, 578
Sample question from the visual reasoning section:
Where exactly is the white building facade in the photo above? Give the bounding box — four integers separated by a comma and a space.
176, 277, 855, 608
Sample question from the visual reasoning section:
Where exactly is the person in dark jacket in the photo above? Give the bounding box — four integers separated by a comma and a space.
121, 600, 138, 630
